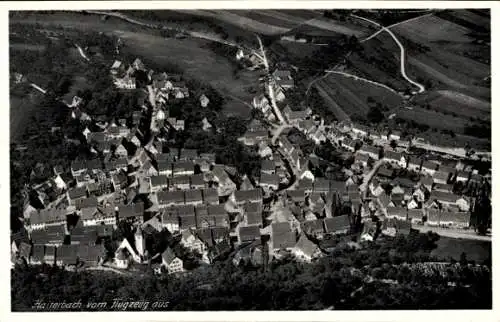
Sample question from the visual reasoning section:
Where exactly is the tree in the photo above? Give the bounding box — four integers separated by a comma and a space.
390, 140, 397, 149
367, 105, 384, 123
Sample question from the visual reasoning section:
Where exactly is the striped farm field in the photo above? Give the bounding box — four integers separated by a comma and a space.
316, 73, 403, 119
395, 107, 468, 133
314, 81, 350, 122
413, 90, 490, 121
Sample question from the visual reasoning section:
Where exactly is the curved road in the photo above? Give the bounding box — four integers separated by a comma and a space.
324, 70, 402, 96
351, 13, 425, 94
361, 12, 435, 43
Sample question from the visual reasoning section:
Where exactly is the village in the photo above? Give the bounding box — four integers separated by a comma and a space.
10, 44, 491, 277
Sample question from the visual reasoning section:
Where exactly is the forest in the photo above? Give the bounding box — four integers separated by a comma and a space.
11, 231, 491, 311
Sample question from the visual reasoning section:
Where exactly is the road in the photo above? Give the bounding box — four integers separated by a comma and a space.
413, 226, 492, 241
361, 12, 435, 43
359, 159, 385, 195
270, 123, 293, 145
351, 14, 425, 94
256, 35, 287, 125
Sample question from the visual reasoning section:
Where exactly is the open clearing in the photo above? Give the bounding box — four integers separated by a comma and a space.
315, 73, 403, 120
11, 11, 260, 118
431, 236, 491, 263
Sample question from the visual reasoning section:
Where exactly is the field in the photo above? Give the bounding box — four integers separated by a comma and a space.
394, 107, 467, 133
346, 32, 411, 93
315, 73, 403, 120
10, 11, 260, 118
314, 82, 350, 122
431, 237, 491, 263
10, 92, 43, 142
413, 90, 490, 121
392, 10, 490, 100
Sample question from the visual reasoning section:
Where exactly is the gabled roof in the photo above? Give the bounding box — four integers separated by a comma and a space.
407, 208, 423, 219
118, 203, 144, 219
185, 189, 203, 203
271, 222, 296, 249
294, 234, 320, 258
313, 178, 330, 193
387, 207, 406, 218
323, 215, 350, 233
202, 188, 219, 204
158, 191, 184, 205
68, 187, 87, 200
259, 173, 280, 187
287, 189, 305, 203
302, 219, 324, 235
58, 244, 79, 264
440, 211, 470, 223
234, 189, 262, 203
239, 225, 261, 243
151, 175, 169, 187
384, 150, 402, 160
430, 191, 459, 203
162, 247, 178, 265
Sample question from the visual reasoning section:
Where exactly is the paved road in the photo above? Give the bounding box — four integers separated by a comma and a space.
30, 83, 46, 94
351, 13, 425, 94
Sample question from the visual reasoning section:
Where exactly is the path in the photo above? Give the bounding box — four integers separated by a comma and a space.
351, 13, 425, 94
256, 35, 287, 125
324, 70, 402, 96
359, 159, 385, 195
75, 43, 90, 61
361, 12, 435, 43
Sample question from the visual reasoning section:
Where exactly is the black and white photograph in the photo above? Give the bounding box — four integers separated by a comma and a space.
7, 1, 494, 316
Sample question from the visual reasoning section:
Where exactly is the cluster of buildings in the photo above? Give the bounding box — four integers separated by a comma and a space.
11, 51, 490, 276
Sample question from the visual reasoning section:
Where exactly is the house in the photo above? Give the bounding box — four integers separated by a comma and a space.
455, 170, 470, 183
190, 174, 206, 190
407, 158, 422, 172
259, 173, 280, 191
114, 249, 131, 269
283, 106, 309, 125
351, 124, 369, 137
67, 187, 88, 206
426, 209, 440, 226
432, 170, 451, 185
112, 172, 128, 192
369, 179, 385, 197
252, 94, 270, 110
433, 183, 453, 193
243, 202, 263, 226
118, 203, 145, 222
261, 159, 276, 175
158, 161, 174, 177
353, 153, 370, 168
30, 244, 45, 265
150, 175, 169, 192
231, 189, 263, 206
323, 215, 350, 235
407, 208, 424, 224
238, 130, 269, 146
77, 244, 105, 267
302, 219, 325, 238
202, 188, 219, 205
428, 191, 470, 211
419, 176, 434, 192
180, 230, 206, 256
386, 207, 407, 221
439, 211, 470, 229
173, 162, 195, 177
157, 191, 185, 208
313, 178, 330, 194
269, 222, 296, 253
161, 208, 180, 233
30, 208, 67, 230
388, 130, 402, 141
44, 245, 58, 266
292, 234, 322, 262
287, 189, 306, 204
421, 161, 438, 176
114, 75, 136, 89
358, 145, 379, 160
185, 189, 203, 206
170, 175, 191, 190
56, 244, 79, 267
237, 225, 261, 245
384, 150, 406, 168
199, 94, 210, 107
